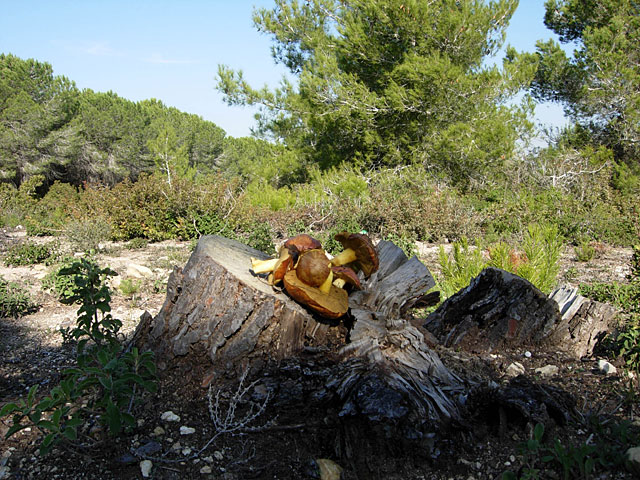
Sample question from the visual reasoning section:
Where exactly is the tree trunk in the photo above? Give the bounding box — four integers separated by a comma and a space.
134, 235, 465, 448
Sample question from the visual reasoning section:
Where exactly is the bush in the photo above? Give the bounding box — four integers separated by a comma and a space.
436, 223, 563, 301
0, 276, 37, 318
1, 259, 157, 455
4, 241, 56, 266
65, 217, 112, 253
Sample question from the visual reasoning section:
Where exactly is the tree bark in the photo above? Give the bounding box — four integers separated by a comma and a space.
135, 235, 465, 442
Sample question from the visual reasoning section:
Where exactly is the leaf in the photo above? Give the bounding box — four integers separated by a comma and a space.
0, 403, 19, 417
105, 402, 122, 435
533, 422, 544, 441
62, 425, 78, 441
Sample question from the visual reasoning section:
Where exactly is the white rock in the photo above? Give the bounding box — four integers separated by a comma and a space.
127, 264, 154, 278
182, 448, 192, 455
203, 456, 214, 463
506, 362, 525, 377
598, 359, 617, 375
200, 465, 212, 474
213, 450, 224, 461
180, 426, 196, 435
140, 460, 152, 478
535, 365, 559, 377
524, 351, 532, 358
626, 446, 640, 475
161, 411, 180, 422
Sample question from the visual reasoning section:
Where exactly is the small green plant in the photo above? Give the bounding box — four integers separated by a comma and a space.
4, 241, 56, 266
437, 237, 487, 299
574, 238, 596, 262
1, 259, 156, 455
503, 421, 630, 480
0, 276, 37, 318
119, 278, 141, 298
43, 256, 84, 301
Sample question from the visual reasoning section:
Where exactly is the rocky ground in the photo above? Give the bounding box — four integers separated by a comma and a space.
0, 228, 637, 479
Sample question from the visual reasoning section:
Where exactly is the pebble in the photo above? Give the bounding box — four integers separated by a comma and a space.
524, 351, 531, 358
153, 426, 165, 436
598, 359, 617, 375
140, 460, 152, 478
180, 426, 196, 435
626, 446, 640, 475
161, 411, 180, 422
506, 362, 525, 377
182, 448, 192, 456
214, 450, 224, 461
204, 456, 214, 463
535, 365, 559, 377
200, 466, 212, 474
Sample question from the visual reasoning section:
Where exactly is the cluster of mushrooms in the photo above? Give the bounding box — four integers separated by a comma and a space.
250, 232, 379, 319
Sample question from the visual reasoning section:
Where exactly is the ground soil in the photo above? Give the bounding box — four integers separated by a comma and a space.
0, 228, 637, 480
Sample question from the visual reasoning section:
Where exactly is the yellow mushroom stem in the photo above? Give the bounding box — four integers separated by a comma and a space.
333, 278, 346, 289
330, 248, 357, 267
318, 269, 333, 294
251, 257, 279, 274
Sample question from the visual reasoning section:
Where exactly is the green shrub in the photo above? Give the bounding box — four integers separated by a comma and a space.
125, 237, 148, 250
573, 239, 596, 262
4, 241, 56, 266
437, 223, 562, 301
65, 217, 112, 253
1, 259, 156, 455
0, 276, 37, 318
245, 221, 275, 255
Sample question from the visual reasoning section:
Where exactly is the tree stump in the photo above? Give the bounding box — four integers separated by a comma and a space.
135, 235, 466, 452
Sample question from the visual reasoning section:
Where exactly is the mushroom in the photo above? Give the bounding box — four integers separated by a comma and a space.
284, 233, 322, 259
330, 232, 379, 277
250, 233, 322, 280
331, 266, 361, 290
295, 249, 333, 293
283, 270, 348, 319
267, 248, 294, 286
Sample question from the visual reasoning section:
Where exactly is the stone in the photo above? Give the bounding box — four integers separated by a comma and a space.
127, 264, 154, 279
180, 426, 196, 435
535, 365, 559, 377
626, 446, 640, 476
161, 411, 180, 422
200, 465, 212, 474
506, 362, 525, 377
213, 450, 224, 461
140, 460, 152, 478
153, 426, 165, 436
135, 441, 162, 457
598, 360, 617, 375
316, 458, 343, 480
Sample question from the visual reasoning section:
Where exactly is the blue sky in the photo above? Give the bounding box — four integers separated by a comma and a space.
1, 1, 568, 138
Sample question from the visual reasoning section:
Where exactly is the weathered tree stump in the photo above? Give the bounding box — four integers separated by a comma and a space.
423, 267, 617, 358
134, 235, 466, 453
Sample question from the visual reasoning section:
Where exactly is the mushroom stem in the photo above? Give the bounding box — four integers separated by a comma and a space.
318, 269, 333, 294
251, 257, 279, 274
333, 278, 346, 289
330, 248, 357, 267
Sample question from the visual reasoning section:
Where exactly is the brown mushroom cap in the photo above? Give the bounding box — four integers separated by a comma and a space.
284, 234, 322, 259
295, 249, 331, 288
331, 266, 361, 290
283, 270, 348, 319
333, 232, 379, 277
